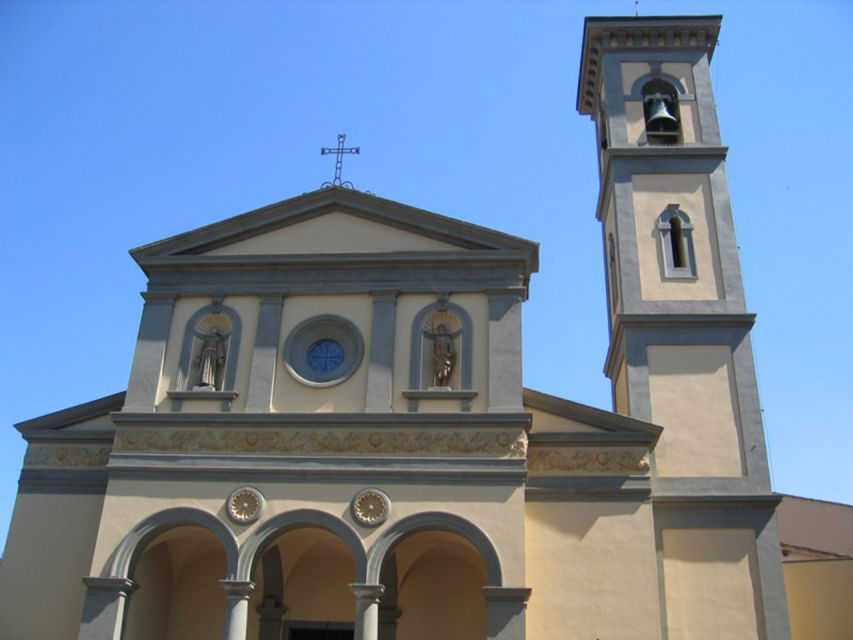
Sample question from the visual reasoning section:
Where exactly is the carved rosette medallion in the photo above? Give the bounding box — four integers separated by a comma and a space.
351, 488, 390, 528
227, 487, 264, 524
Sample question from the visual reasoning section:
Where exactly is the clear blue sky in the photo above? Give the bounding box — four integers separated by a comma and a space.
2, 0, 851, 551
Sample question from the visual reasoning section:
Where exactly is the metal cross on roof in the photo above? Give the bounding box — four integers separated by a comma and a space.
321, 133, 360, 188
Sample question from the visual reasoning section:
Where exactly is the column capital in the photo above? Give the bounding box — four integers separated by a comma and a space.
220, 579, 256, 597
482, 586, 532, 603
349, 583, 385, 603
82, 576, 138, 595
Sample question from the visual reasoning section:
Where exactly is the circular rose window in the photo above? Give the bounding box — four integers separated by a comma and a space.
284, 315, 364, 387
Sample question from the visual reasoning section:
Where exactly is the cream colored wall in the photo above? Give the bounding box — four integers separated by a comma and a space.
614, 358, 629, 415
679, 101, 700, 144
603, 191, 619, 325
621, 62, 650, 94
648, 345, 744, 477
776, 496, 853, 557
391, 293, 489, 413
279, 532, 356, 622
525, 500, 662, 639
661, 62, 695, 95
0, 492, 105, 640
271, 294, 372, 412
157, 295, 260, 412
205, 211, 460, 255
662, 528, 763, 640
527, 406, 600, 433
632, 174, 723, 301
626, 101, 647, 145
89, 477, 527, 586
124, 543, 172, 640
784, 559, 853, 640
165, 548, 227, 640
396, 535, 487, 640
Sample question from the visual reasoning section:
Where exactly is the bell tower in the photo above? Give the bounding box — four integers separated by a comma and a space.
578, 16, 791, 638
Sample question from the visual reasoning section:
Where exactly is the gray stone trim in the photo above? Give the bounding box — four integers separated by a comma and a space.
246, 295, 285, 412
112, 410, 532, 428
18, 468, 107, 494
692, 51, 722, 144
482, 587, 532, 602
167, 390, 239, 400
523, 387, 661, 440
657, 206, 697, 279
78, 577, 137, 640
15, 391, 125, 433
123, 297, 175, 412
653, 502, 792, 640
602, 55, 628, 147
627, 72, 690, 99
488, 293, 523, 411
366, 511, 503, 586
131, 187, 538, 268
106, 453, 527, 485
525, 476, 651, 501
141, 254, 532, 299
607, 324, 771, 490
283, 314, 365, 388
402, 389, 478, 413
482, 587, 532, 640
409, 300, 473, 391
578, 24, 721, 115
107, 506, 239, 580
708, 161, 747, 302
21, 429, 115, 444
237, 508, 367, 582
174, 302, 243, 404
365, 293, 398, 412
528, 432, 653, 446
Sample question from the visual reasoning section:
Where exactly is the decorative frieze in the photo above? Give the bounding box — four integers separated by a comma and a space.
24, 445, 111, 469
114, 429, 527, 458
527, 447, 649, 474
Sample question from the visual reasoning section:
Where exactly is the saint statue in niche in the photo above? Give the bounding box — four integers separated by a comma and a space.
429, 324, 455, 388
194, 328, 226, 390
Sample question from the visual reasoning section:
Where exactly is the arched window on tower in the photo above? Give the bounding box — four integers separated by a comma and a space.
656, 205, 697, 279
608, 233, 619, 311
642, 79, 680, 145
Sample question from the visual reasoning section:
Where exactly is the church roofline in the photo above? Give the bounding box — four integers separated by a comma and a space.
577, 14, 722, 115
130, 186, 539, 272
15, 391, 125, 434
523, 387, 662, 443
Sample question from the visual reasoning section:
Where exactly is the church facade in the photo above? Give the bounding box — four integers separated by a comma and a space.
0, 15, 793, 640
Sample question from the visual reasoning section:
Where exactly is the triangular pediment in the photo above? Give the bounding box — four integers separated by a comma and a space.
524, 388, 662, 443
131, 187, 539, 267
15, 392, 123, 441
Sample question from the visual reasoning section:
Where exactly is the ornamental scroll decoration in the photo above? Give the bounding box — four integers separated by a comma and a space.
24, 445, 111, 469
527, 447, 650, 474
114, 430, 528, 458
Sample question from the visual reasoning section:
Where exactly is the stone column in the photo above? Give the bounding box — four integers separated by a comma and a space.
123, 294, 175, 412
245, 294, 285, 411
365, 292, 398, 412
256, 597, 287, 640
482, 587, 532, 640
78, 577, 137, 640
487, 292, 523, 411
350, 583, 385, 640
220, 580, 255, 640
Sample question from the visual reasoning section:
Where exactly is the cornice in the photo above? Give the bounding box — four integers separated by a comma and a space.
578, 15, 722, 115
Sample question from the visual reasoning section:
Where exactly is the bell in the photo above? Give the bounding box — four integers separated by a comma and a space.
647, 96, 678, 125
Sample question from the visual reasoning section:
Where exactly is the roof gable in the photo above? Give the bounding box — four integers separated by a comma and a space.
131, 187, 539, 267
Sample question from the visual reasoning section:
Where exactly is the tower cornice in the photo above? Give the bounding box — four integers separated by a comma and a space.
578, 15, 722, 116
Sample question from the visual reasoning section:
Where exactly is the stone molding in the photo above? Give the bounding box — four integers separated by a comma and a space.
527, 446, 649, 474
114, 429, 527, 458
24, 444, 111, 469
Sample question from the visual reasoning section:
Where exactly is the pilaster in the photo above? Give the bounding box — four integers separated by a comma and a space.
482, 587, 532, 640
123, 294, 175, 412
365, 292, 398, 412
487, 292, 523, 412
78, 577, 137, 640
245, 294, 285, 411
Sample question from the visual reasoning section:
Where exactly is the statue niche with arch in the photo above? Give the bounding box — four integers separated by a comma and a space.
408, 301, 473, 394
172, 302, 243, 409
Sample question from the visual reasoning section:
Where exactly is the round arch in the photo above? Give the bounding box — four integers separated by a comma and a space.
366, 511, 503, 586
107, 507, 239, 580
236, 509, 367, 583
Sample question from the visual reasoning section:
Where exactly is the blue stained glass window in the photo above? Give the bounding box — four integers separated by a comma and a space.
307, 339, 345, 373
